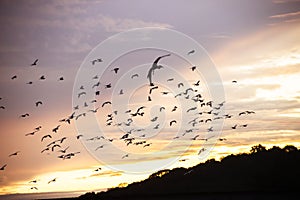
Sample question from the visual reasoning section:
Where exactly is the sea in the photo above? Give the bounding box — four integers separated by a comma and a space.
0, 191, 84, 200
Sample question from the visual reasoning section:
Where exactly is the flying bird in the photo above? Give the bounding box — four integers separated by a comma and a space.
91, 58, 102, 65
105, 83, 112, 88
131, 74, 139, 79
147, 54, 170, 86
232, 124, 238, 129
187, 50, 195, 55
191, 66, 197, 71
19, 113, 30, 118
41, 147, 50, 154
11, 75, 17, 80
0, 106, 5, 109
111, 67, 119, 74
193, 80, 200, 86
48, 178, 57, 184
58, 146, 69, 153
52, 125, 60, 133
76, 134, 83, 139
232, 80, 237, 83
78, 92, 86, 98
122, 154, 129, 159
31, 59, 38, 66
171, 106, 178, 112
26, 81, 33, 85
102, 101, 111, 107
35, 126, 42, 131
187, 107, 197, 113
198, 148, 206, 155
0, 164, 7, 170
9, 151, 20, 157
25, 131, 36, 136
177, 82, 184, 88
89, 107, 100, 113
39, 75, 45, 80
167, 78, 174, 82
92, 82, 100, 89
92, 75, 99, 80
51, 144, 61, 152
58, 77, 64, 81
41, 135, 52, 142
149, 86, 158, 94
94, 167, 102, 172
35, 101, 43, 107
170, 120, 177, 126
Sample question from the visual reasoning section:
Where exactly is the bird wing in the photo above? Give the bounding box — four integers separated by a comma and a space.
153, 54, 171, 65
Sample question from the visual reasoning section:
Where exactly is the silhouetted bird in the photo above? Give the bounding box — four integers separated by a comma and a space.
58, 77, 64, 81
131, 74, 139, 79
112, 67, 119, 74
76, 134, 83, 139
149, 86, 158, 94
41, 135, 52, 142
102, 101, 111, 107
177, 82, 184, 88
122, 154, 129, 159
232, 124, 238, 129
78, 92, 86, 98
31, 59, 38, 66
26, 81, 33, 85
39, 75, 45, 80
25, 131, 36, 136
170, 120, 177, 126
35, 101, 42, 107
48, 178, 57, 184
52, 125, 60, 133
0, 106, 5, 109
91, 58, 102, 65
147, 54, 170, 86
193, 80, 200, 86
187, 50, 195, 55
232, 80, 237, 83
11, 75, 17, 80
52, 144, 61, 151
171, 106, 178, 112
58, 146, 69, 153
191, 66, 197, 71
0, 164, 7, 170
20, 113, 30, 118
9, 151, 20, 157
105, 83, 111, 88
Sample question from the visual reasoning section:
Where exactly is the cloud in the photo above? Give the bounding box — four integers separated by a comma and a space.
270, 11, 300, 19
98, 14, 173, 32
272, 0, 300, 3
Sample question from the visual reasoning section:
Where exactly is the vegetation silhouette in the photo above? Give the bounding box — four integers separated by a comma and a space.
77, 144, 300, 199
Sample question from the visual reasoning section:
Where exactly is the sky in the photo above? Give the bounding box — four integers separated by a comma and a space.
0, 0, 300, 196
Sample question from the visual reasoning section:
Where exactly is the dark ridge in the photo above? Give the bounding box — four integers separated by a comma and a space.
57, 144, 300, 200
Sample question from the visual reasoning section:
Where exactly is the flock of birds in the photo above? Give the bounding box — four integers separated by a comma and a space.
0, 50, 255, 191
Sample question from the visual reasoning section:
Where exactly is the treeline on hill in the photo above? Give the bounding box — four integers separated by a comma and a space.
79, 144, 300, 199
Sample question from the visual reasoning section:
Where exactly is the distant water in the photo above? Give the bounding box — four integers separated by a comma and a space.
0, 191, 84, 200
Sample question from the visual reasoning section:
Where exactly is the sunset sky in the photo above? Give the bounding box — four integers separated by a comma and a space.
0, 0, 300, 196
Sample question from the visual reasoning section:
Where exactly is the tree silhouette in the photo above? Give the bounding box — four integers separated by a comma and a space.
76, 144, 300, 200
250, 144, 266, 153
